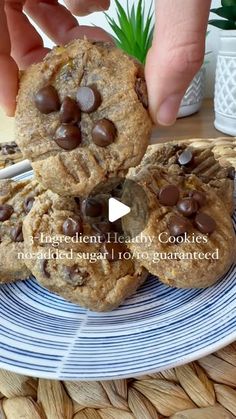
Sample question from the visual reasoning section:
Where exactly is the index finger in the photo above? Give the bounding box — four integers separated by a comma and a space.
0, 1, 18, 116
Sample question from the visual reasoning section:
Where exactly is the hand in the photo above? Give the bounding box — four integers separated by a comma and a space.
146, 0, 211, 126
0, 0, 110, 116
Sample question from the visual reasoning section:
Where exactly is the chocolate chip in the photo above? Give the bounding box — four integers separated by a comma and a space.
102, 241, 127, 261
178, 149, 194, 167
41, 259, 50, 278
1, 145, 15, 155
92, 221, 113, 240
64, 265, 89, 285
159, 185, 180, 206
111, 181, 124, 198
93, 221, 113, 234
177, 197, 198, 217
135, 78, 148, 108
189, 190, 206, 208
76, 85, 101, 113
62, 217, 83, 237
81, 198, 103, 218
59, 97, 81, 124
0, 204, 14, 221
11, 224, 23, 242
92, 119, 117, 147
228, 166, 235, 180
112, 219, 124, 234
169, 215, 191, 237
74, 197, 81, 206
35, 85, 60, 114
55, 125, 82, 150
194, 212, 216, 234
24, 197, 35, 213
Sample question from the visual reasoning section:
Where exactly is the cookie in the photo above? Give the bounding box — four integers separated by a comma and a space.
15, 39, 152, 197
142, 143, 235, 214
122, 165, 235, 289
0, 141, 23, 169
0, 179, 45, 283
23, 190, 147, 311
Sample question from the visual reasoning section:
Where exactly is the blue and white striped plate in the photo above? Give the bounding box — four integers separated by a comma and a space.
0, 171, 235, 380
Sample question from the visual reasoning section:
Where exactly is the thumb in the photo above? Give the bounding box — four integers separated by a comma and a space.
146, 0, 211, 126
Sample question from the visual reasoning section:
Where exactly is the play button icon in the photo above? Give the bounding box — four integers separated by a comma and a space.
83, 176, 149, 238
108, 198, 131, 222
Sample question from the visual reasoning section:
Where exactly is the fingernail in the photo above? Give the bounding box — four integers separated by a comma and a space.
0, 104, 15, 118
87, 5, 106, 13
5, 110, 14, 117
76, 5, 106, 16
156, 94, 182, 126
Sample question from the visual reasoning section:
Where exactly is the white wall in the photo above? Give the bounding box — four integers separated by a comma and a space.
37, 0, 222, 98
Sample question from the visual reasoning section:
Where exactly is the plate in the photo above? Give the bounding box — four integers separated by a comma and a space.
0, 171, 235, 380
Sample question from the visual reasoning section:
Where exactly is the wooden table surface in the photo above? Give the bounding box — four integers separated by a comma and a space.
0, 98, 228, 145
151, 98, 228, 143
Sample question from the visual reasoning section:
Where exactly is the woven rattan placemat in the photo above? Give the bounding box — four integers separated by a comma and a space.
0, 137, 236, 419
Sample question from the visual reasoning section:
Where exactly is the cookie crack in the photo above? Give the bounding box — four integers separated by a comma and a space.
58, 154, 80, 183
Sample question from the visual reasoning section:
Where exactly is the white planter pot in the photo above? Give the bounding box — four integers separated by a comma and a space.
178, 67, 205, 118
214, 31, 236, 136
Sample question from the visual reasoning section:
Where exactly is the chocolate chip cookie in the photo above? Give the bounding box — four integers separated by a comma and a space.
142, 143, 235, 214
0, 179, 45, 283
15, 39, 152, 197
122, 165, 235, 288
0, 141, 23, 169
23, 190, 147, 311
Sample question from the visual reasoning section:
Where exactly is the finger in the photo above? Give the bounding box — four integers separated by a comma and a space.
0, 1, 19, 116
5, 0, 49, 69
146, 0, 211, 125
64, 0, 110, 16
24, 0, 112, 44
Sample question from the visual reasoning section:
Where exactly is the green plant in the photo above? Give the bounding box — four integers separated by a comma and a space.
209, 0, 236, 29
105, 0, 154, 64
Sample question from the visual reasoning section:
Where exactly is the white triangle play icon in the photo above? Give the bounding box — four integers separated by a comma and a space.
108, 198, 131, 223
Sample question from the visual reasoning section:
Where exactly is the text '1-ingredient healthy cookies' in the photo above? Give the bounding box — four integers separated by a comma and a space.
15, 39, 152, 197
0, 179, 45, 283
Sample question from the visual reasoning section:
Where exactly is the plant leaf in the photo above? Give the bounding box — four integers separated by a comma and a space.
208, 18, 236, 29
128, 3, 138, 54
116, 0, 134, 41
211, 6, 236, 20
143, 15, 154, 49
105, 14, 132, 52
135, 0, 143, 50
222, 0, 236, 6
105, 0, 154, 63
